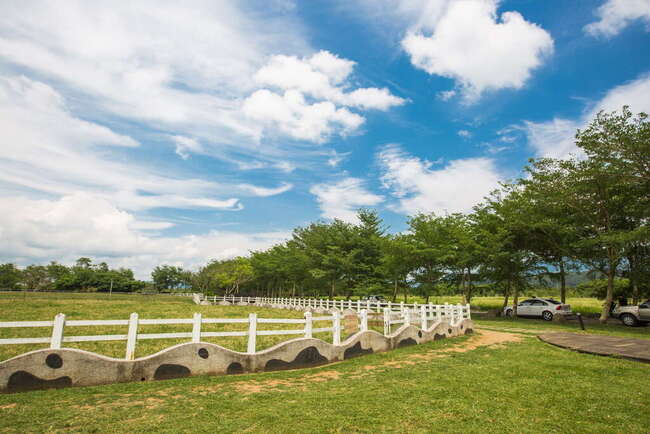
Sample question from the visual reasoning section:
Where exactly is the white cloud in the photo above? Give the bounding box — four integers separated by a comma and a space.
0, 193, 289, 279
585, 0, 650, 37
437, 89, 457, 101
244, 51, 405, 142
171, 136, 203, 160
0, 75, 290, 212
0, 0, 316, 164
522, 118, 581, 159
310, 178, 383, 223
326, 150, 351, 168
242, 89, 364, 142
401, 0, 553, 102
457, 129, 472, 138
523, 74, 650, 158
378, 145, 502, 215
239, 182, 293, 197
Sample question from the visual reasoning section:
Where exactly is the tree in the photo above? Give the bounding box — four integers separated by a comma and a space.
562, 107, 648, 322
22, 265, 51, 291
0, 263, 21, 290
406, 214, 446, 303
380, 234, 415, 302
151, 265, 187, 291
473, 187, 543, 315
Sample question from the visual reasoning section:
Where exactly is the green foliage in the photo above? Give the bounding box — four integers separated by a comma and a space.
575, 278, 631, 299
0, 259, 144, 292
0, 263, 21, 290
151, 265, 189, 291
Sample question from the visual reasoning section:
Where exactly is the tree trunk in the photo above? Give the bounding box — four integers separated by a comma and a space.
632, 282, 640, 305
599, 265, 615, 324
329, 280, 335, 300
559, 260, 566, 304
392, 278, 399, 302
512, 281, 520, 317
292, 282, 296, 298
403, 284, 408, 303
502, 280, 510, 309
466, 267, 473, 304
629, 254, 639, 305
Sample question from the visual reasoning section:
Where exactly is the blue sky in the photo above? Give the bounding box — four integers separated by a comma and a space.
1, 0, 649, 278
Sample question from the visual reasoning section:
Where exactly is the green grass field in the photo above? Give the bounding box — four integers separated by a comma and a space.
1, 292, 649, 433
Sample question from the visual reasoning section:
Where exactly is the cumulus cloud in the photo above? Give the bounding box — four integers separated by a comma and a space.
585, 0, 650, 37
522, 74, 650, 158
0, 193, 289, 279
310, 178, 383, 223
378, 145, 502, 215
400, 0, 553, 102
457, 130, 472, 139
242, 89, 364, 142
243, 51, 405, 141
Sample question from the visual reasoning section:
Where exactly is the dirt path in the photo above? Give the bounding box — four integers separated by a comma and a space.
195, 330, 523, 395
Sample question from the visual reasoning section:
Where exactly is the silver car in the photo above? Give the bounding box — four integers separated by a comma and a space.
504, 298, 572, 321
612, 300, 650, 327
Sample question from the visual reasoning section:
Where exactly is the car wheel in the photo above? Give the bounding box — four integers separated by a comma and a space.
505, 309, 513, 318
620, 313, 638, 327
542, 311, 553, 321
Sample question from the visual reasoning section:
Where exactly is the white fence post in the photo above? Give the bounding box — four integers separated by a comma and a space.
50, 313, 66, 349
125, 312, 139, 360
247, 313, 257, 354
383, 308, 391, 336
304, 311, 313, 338
192, 312, 202, 343
404, 309, 410, 326
421, 305, 427, 330
360, 309, 368, 332
332, 311, 341, 345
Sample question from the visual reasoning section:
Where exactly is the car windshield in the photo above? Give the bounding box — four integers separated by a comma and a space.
545, 299, 561, 305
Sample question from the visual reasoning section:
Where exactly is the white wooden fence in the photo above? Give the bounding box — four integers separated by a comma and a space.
203, 295, 470, 319
0, 298, 469, 361
0, 311, 343, 360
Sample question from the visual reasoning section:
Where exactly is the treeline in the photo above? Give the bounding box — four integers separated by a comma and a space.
0, 257, 145, 292
179, 107, 648, 322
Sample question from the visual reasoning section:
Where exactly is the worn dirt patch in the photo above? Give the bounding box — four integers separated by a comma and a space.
212, 330, 522, 394
0, 403, 17, 409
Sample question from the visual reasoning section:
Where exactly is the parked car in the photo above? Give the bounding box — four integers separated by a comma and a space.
503, 298, 572, 321
611, 300, 650, 327
361, 295, 385, 302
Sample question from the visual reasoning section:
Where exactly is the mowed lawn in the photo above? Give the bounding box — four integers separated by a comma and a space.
1, 329, 649, 433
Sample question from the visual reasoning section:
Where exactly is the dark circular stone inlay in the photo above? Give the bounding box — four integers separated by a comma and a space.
448, 328, 452, 334
198, 348, 209, 359
46, 353, 63, 369
418, 331, 422, 338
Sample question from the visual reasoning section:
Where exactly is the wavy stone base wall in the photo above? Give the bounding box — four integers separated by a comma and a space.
0, 319, 473, 393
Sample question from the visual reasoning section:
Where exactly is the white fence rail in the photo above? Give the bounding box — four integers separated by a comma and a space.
0, 311, 340, 360
203, 295, 470, 319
